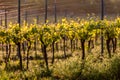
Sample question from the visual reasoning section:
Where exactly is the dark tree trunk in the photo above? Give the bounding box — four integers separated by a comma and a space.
73, 40, 75, 51
22, 42, 26, 55
52, 41, 55, 64
6, 45, 8, 56
5, 44, 11, 69
43, 44, 49, 70
88, 40, 91, 53
41, 44, 43, 54
81, 39, 85, 60
26, 42, 31, 69
91, 40, 94, 49
63, 37, 66, 58
88, 39, 94, 53
55, 42, 59, 52
70, 39, 73, 54
95, 32, 98, 44
34, 41, 37, 58
60, 40, 62, 50
76, 39, 78, 49
5, 44, 9, 68
114, 38, 117, 52
17, 43, 22, 70
112, 38, 117, 53
8, 44, 11, 60
106, 39, 111, 58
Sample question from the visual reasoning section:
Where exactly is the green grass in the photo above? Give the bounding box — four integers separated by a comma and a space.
0, 41, 120, 80
0, 53, 120, 80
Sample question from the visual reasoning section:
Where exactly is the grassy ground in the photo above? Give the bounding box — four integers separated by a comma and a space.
0, 39, 120, 80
